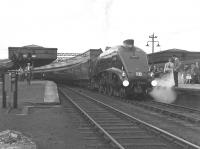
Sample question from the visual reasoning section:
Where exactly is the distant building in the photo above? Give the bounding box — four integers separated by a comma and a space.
148, 48, 200, 65
8, 44, 57, 68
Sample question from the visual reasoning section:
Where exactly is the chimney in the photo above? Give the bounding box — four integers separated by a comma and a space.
123, 39, 135, 56
105, 46, 111, 51
123, 39, 134, 47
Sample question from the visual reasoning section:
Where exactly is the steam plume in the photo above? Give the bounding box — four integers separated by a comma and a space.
150, 71, 177, 104
105, 0, 113, 30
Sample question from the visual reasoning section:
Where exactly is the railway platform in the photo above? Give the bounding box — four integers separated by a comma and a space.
0, 80, 60, 109
0, 81, 87, 149
176, 83, 200, 91
173, 83, 200, 110
175, 83, 200, 95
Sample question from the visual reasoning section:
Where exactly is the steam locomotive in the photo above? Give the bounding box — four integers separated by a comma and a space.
33, 39, 153, 98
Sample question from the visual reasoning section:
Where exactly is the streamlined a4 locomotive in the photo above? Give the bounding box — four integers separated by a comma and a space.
34, 39, 152, 98
89, 39, 151, 97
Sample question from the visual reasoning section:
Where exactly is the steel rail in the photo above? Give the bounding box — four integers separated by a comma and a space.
60, 89, 125, 149
149, 100, 200, 114
70, 88, 200, 149
123, 99, 200, 124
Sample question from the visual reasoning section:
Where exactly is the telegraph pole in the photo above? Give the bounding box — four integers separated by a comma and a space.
146, 33, 160, 53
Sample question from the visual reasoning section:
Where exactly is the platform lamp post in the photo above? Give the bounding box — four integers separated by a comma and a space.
146, 33, 160, 53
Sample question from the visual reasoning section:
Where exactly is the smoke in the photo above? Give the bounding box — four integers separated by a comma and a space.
105, 0, 113, 29
149, 71, 177, 104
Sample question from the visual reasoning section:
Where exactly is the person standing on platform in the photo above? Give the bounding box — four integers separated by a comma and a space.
26, 63, 32, 85
196, 62, 200, 83
164, 58, 174, 74
172, 55, 181, 87
191, 62, 200, 84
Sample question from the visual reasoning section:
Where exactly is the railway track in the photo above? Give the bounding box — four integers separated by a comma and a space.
119, 98, 200, 124
59, 90, 115, 149
65, 86, 200, 125
59, 86, 200, 149
146, 100, 200, 115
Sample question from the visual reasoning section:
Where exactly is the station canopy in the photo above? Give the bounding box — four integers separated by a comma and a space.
148, 49, 200, 64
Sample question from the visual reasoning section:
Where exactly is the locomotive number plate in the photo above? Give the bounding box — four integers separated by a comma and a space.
136, 72, 142, 76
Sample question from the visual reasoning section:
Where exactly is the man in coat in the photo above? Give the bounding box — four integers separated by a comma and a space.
172, 55, 181, 87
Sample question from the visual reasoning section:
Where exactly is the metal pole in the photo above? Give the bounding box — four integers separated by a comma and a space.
146, 33, 160, 53
2, 73, 6, 108
152, 33, 155, 53
13, 72, 18, 108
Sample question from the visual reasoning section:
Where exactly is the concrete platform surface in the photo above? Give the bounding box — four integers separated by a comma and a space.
0, 80, 60, 108
0, 102, 85, 149
44, 81, 59, 104
176, 84, 200, 92
178, 84, 200, 89
0, 82, 86, 149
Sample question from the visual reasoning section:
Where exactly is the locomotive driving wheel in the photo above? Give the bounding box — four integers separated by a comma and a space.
108, 86, 113, 96
98, 85, 103, 93
90, 81, 94, 90
113, 88, 119, 97
119, 87, 126, 98
103, 86, 107, 94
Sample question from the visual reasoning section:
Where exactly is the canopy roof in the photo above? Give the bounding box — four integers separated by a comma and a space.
148, 48, 200, 64
22, 44, 44, 48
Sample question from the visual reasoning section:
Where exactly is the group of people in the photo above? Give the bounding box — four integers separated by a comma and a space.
163, 55, 181, 87
18, 63, 33, 85
150, 55, 200, 87
182, 62, 200, 84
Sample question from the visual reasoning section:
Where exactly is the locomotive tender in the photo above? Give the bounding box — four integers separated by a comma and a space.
34, 39, 152, 98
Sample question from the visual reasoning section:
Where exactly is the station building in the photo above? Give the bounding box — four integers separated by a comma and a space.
8, 45, 57, 68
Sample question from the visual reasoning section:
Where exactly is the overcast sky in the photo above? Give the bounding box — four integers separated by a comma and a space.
0, 0, 200, 59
